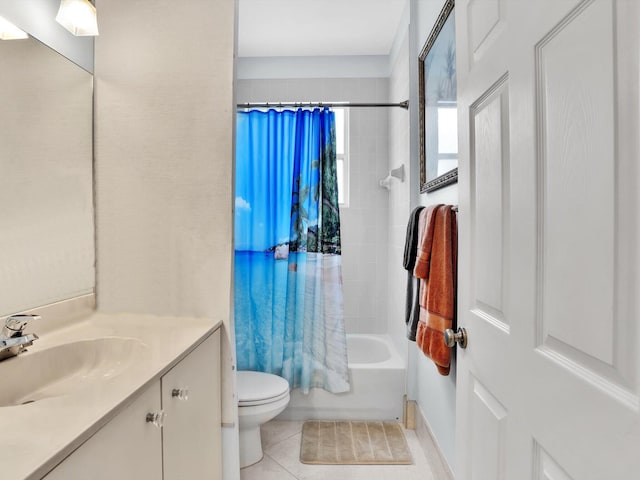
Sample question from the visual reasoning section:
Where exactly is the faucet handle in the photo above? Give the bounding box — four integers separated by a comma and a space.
4, 314, 42, 336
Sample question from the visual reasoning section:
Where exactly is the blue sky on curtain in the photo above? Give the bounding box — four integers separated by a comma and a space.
234, 108, 349, 394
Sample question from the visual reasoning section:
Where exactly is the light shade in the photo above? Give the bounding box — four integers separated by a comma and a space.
0, 16, 28, 40
56, 0, 99, 36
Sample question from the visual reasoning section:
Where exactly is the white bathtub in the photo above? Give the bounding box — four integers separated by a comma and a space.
278, 334, 406, 421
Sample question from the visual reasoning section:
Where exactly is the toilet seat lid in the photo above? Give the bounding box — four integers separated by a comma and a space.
237, 370, 290, 406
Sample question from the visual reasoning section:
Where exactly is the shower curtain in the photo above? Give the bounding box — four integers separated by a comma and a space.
234, 107, 350, 394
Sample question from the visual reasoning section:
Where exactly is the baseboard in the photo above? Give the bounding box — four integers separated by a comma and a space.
414, 404, 455, 479
403, 396, 417, 430
222, 425, 240, 480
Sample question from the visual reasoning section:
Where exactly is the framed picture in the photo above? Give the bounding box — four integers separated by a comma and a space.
419, 0, 457, 193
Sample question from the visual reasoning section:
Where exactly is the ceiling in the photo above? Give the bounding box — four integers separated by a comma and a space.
237, 0, 408, 58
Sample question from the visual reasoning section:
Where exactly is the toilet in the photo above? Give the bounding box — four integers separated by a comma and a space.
237, 370, 290, 468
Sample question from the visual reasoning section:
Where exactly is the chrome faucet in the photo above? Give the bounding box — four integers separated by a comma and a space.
0, 314, 40, 361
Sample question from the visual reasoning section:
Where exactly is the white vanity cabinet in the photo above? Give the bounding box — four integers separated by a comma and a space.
43, 330, 221, 480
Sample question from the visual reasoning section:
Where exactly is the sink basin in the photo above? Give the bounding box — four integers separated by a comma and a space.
0, 337, 149, 407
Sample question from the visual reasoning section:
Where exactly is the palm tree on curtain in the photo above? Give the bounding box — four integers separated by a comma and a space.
319, 123, 341, 255
290, 159, 320, 252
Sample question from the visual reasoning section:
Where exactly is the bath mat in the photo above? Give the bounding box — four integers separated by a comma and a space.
300, 420, 412, 465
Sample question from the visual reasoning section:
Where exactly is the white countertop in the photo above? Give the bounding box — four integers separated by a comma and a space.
0, 311, 221, 480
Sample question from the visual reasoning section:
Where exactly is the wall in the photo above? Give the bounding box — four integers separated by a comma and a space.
237, 55, 389, 79
0, 0, 93, 72
94, 0, 234, 329
404, 0, 458, 472
236, 76, 391, 335
385, 0, 456, 471
93, 0, 238, 477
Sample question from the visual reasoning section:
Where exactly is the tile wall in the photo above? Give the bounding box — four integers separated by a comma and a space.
387, 31, 412, 359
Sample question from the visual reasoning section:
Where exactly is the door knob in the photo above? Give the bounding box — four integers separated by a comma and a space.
444, 327, 468, 349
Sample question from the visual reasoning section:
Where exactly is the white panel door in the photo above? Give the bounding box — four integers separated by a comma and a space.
455, 0, 640, 478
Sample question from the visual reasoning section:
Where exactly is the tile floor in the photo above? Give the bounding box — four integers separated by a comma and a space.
240, 420, 448, 480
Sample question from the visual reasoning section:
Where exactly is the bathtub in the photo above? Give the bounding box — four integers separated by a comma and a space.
278, 334, 406, 421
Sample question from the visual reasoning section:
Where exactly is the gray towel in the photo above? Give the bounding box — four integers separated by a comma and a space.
403, 206, 425, 271
404, 206, 425, 341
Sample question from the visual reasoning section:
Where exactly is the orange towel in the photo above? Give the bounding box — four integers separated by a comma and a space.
413, 205, 441, 280
413, 205, 457, 375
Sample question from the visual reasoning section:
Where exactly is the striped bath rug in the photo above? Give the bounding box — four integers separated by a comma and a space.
300, 420, 413, 465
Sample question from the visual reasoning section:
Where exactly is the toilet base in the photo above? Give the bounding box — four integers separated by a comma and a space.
236, 371, 290, 469
239, 425, 263, 468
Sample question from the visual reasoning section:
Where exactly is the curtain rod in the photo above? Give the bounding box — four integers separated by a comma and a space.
237, 100, 409, 110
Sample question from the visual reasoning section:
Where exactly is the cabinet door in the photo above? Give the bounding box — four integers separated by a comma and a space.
162, 330, 221, 480
44, 382, 163, 480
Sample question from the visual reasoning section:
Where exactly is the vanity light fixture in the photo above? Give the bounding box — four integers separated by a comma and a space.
0, 16, 28, 40
56, 0, 99, 36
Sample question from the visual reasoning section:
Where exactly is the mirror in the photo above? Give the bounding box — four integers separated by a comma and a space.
419, 0, 457, 193
0, 34, 94, 316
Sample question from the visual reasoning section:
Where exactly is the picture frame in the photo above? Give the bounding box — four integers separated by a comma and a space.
419, 0, 458, 193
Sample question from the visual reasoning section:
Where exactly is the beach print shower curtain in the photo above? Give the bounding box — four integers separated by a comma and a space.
234, 108, 350, 394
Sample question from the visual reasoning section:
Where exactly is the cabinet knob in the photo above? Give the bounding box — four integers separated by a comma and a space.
146, 411, 166, 428
171, 387, 190, 401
